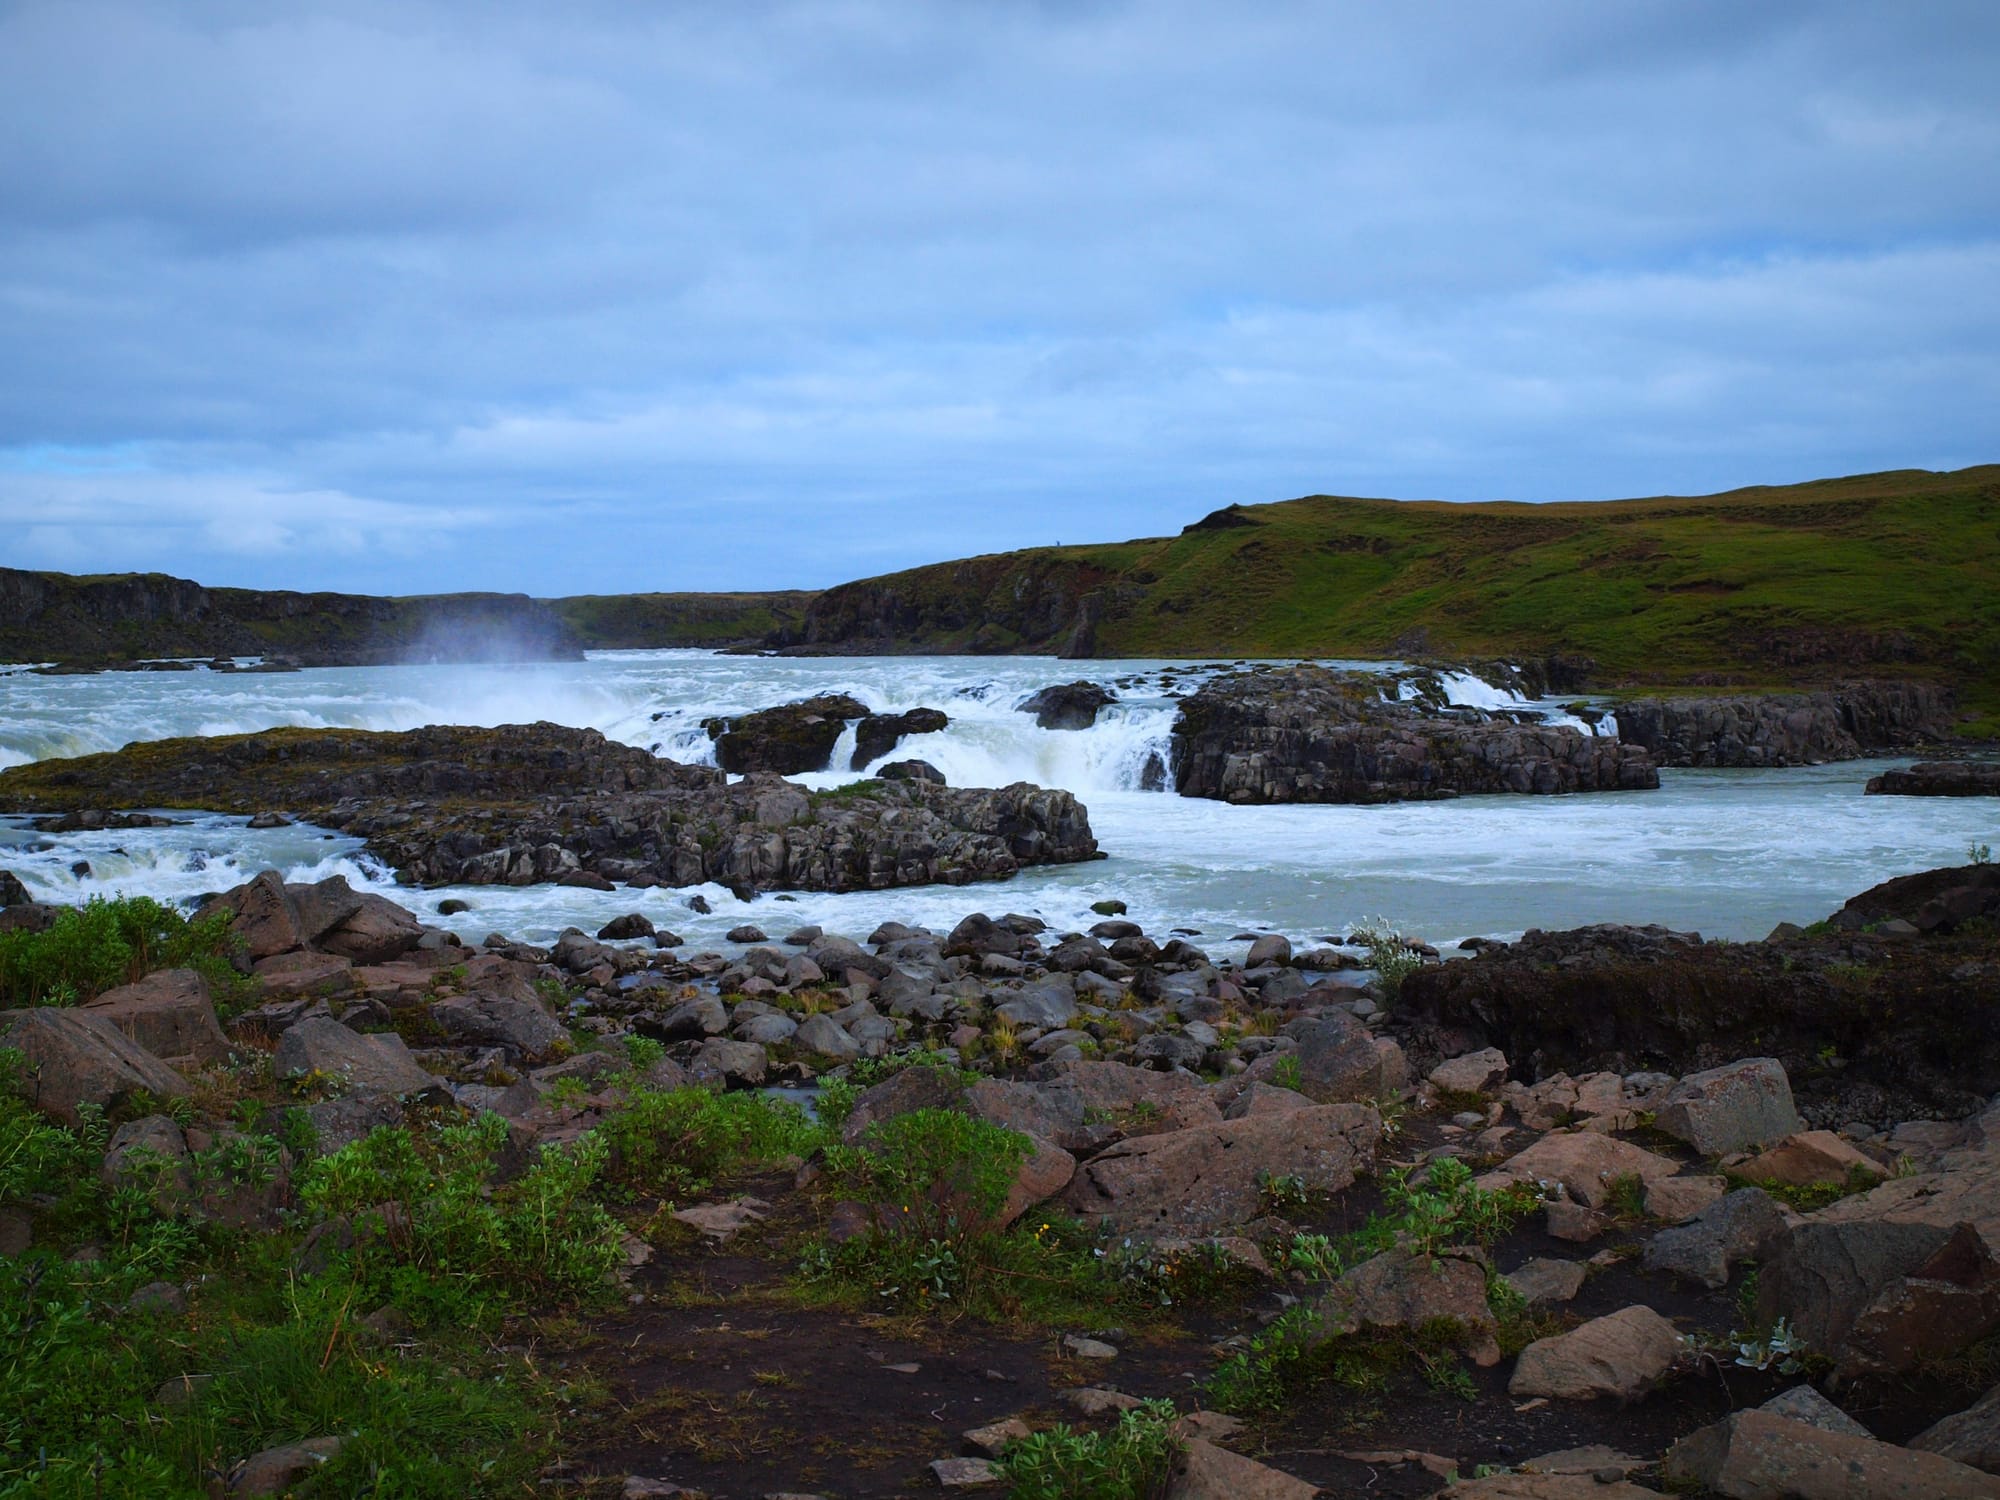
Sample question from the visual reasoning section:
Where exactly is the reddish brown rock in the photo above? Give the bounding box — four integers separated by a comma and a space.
83, 967, 230, 1066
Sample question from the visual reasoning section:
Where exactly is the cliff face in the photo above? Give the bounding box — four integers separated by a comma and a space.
1613, 682, 1954, 767
0, 567, 584, 665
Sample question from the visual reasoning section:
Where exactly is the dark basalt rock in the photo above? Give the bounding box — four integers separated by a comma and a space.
0, 723, 1099, 897
1169, 665, 1658, 804
1019, 681, 1116, 731
851, 708, 948, 768
1828, 863, 2000, 935
1393, 879, 2000, 1125
1867, 761, 2000, 797
1614, 681, 1952, 768
703, 694, 870, 774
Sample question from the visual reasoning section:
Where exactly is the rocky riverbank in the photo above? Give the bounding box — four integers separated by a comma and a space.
0, 723, 1100, 895
1169, 664, 1660, 803
1867, 760, 2000, 796
3, 863, 1999, 1496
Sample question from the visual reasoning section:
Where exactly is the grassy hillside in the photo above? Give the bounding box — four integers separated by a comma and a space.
795, 466, 2000, 730
549, 590, 816, 650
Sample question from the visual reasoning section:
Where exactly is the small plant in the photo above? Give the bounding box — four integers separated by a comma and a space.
998, 1398, 1181, 1500
1258, 1170, 1317, 1216
1734, 1317, 1808, 1375
621, 1033, 667, 1071
1350, 915, 1423, 1003
1971, 841, 1993, 866
1269, 1053, 1305, 1093
1284, 1232, 1342, 1281
1604, 1171, 1648, 1221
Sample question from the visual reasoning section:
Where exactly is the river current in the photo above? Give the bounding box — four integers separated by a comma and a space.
1, 651, 1990, 956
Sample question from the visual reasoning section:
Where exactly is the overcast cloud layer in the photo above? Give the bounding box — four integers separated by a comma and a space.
3, 1, 1996, 595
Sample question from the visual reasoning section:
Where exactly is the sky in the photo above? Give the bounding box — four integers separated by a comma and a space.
2, 1, 1997, 597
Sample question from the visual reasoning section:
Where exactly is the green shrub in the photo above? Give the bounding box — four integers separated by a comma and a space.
0, 896, 245, 1010
1349, 915, 1422, 1003
594, 1084, 820, 1200
998, 1398, 1180, 1500
299, 1113, 622, 1317
831, 1108, 1027, 1249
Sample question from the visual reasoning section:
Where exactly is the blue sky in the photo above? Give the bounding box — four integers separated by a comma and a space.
2, 1, 1996, 596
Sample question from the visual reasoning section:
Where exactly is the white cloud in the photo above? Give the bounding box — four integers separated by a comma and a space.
0, 1, 1994, 592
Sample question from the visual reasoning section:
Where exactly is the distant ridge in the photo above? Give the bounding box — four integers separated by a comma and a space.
785, 465, 2000, 733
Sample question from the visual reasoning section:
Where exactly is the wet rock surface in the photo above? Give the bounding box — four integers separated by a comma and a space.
1170, 664, 1659, 804
1868, 760, 2000, 796
1614, 680, 1953, 768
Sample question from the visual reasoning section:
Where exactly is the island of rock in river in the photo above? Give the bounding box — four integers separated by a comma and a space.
0, 723, 1101, 895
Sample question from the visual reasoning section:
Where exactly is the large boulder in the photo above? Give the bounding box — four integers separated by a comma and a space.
198, 870, 304, 962
1666, 1409, 2000, 1498
1915, 1382, 2000, 1475
1064, 1104, 1380, 1235
704, 694, 869, 774
1019, 682, 1116, 731
1479, 1130, 1681, 1209
851, 708, 949, 768
0, 1007, 189, 1124
1507, 1305, 1681, 1404
1757, 1110, 2000, 1377
0, 869, 32, 906
315, 894, 423, 965
83, 968, 231, 1067
1617, 682, 1952, 768
430, 992, 568, 1062
1656, 1057, 1803, 1156
1318, 1248, 1500, 1364
1643, 1187, 1786, 1289
272, 1017, 436, 1097
1163, 1438, 1316, 1500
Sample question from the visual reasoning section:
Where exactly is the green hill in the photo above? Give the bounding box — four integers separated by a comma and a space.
793, 465, 2000, 732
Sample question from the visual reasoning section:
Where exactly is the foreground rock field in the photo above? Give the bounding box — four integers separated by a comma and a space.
3, 857, 1998, 1496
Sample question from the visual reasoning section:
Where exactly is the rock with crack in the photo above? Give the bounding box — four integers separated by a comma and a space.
1666, 1408, 2000, 1498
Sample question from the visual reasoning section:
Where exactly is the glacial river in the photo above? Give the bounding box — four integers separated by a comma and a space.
1, 652, 1991, 955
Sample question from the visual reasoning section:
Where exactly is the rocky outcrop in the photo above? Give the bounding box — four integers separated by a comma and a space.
0, 722, 1101, 895
1170, 666, 1658, 804
1868, 761, 2000, 797
703, 694, 870, 773
1614, 681, 1952, 768
0, 564, 583, 666
851, 708, 948, 767
1826, 863, 2000, 935
1395, 908, 2000, 1125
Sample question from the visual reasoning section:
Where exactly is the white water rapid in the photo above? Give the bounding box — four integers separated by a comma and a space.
2, 651, 1990, 956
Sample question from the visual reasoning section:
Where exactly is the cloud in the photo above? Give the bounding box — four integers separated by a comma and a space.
0, 0, 1995, 593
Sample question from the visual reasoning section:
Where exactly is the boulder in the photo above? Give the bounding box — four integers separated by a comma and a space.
101, 1115, 193, 1213
1734, 1130, 1887, 1191
1644, 1173, 1727, 1222
1064, 1103, 1380, 1235
1666, 1409, 2000, 1498
1762, 1384, 1873, 1439
1163, 1438, 1316, 1500
1507, 1305, 1681, 1404
1643, 1187, 1786, 1289
431, 992, 568, 1062
1019, 682, 1115, 731
1757, 1115, 2000, 1376
794, 1014, 861, 1062
1657, 1058, 1803, 1156
598, 913, 655, 941
272, 1017, 436, 1097
83, 968, 230, 1066
286, 875, 366, 946
1271, 1012, 1401, 1104
0, 869, 31, 906
316, 894, 424, 965
1480, 1130, 1682, 1209
690, 1038, 767, 1087
250, 951, 356, 1000
852, 707, 949, 768
228, 1436, 347, 1496
1245, 933, 1293, 967
1320, 1248, 1500, 1364
1430, 1047, 1510, 1094
1503, 1257, 1587, 1306
200, 870, 304, 961
1915, 1381, 2000, 1475
705, 694, 869, 774
995, 1137, 1077, 1230
0, 1006, 189, 1124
